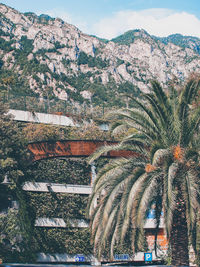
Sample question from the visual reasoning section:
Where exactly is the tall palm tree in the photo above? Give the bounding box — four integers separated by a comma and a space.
87, 78, 200, 266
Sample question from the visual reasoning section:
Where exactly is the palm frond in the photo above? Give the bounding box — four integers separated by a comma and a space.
88, 143, 123, 164
186, 106, 200, 144
120, 169, 146, 240
183, 169, 200, 233
151, 80, 172, 115
109, 109, 160, 141
178, 79, 200, 145
136, 172, 161, 229
120, 94, 162, 131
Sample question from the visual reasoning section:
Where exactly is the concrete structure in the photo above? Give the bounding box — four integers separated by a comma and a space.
9, 109, 75, 126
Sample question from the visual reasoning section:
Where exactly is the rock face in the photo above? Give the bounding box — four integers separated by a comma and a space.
0, 3, 200, 106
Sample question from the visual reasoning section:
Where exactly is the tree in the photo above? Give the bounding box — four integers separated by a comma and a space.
87, 78, 200, 266
0, 103, 35, 262
0, 103, 27, 186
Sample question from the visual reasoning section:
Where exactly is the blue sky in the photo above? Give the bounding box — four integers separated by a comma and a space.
1, 0, 200, 39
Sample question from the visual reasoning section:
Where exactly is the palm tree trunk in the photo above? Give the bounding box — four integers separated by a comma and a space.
170, 200, 189, 266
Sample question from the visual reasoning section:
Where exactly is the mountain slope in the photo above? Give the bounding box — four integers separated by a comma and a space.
0, 3, 200, 108
154, 34, 200, 54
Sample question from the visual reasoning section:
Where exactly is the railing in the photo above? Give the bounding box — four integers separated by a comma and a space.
0, 91, 114, 120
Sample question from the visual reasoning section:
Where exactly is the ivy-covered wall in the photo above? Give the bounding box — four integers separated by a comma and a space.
23, 156, 133, 260
24, 157, 92, 258
27, 192, 88, 219
32, 228, 92, 254
26, 158, 91, 185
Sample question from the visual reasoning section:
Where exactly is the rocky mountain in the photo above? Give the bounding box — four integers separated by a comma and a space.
0, 3, 200, 108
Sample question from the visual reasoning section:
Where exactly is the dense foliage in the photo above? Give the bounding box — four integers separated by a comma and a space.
0, 103, 109, 261
23, 155, 131, 259
27, 192, 88, 219
0, 209, 34, 262
22, 157, 94, 258
26, 158, 91, 184
22, 123, 70, 142
0, 103, 35, 262
33, 228, 92, 254
0, 103, 27, 193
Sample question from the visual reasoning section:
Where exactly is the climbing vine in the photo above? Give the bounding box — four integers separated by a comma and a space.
26, 192, 88, 219
26, 158, 91, 185
23, 157, 92, 258
32, 228, 92, 254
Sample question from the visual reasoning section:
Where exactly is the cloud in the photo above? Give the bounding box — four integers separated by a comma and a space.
90, 8, 200, 39
36, 7, 200, 40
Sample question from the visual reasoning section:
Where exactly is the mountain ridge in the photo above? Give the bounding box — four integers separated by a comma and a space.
0, 3, 200, 108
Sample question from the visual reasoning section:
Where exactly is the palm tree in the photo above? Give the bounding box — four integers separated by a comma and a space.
87, 78, 200, 266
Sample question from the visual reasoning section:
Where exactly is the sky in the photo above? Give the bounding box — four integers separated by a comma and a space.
1, 0, 200, 39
